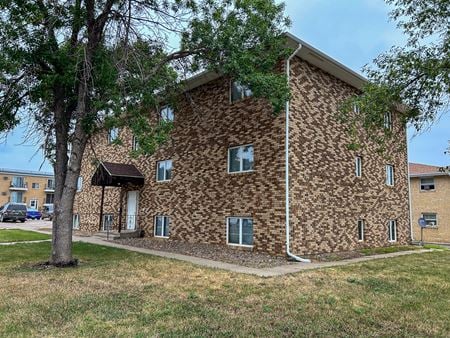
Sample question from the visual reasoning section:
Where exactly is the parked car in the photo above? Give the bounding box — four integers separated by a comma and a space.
26, 208, 42, 220
41, 204, 54, 221
0, 203, 27, 222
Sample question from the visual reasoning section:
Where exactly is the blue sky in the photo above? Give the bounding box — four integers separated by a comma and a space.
0, 0, 448, 172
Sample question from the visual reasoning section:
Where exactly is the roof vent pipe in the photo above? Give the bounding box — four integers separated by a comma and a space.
285, 44, 311, 263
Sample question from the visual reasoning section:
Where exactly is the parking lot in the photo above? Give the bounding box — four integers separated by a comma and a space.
0, 219, 52, 233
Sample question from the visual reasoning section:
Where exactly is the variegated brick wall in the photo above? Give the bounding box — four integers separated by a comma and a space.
288, 57, 410, 255
74, 56, 411, 256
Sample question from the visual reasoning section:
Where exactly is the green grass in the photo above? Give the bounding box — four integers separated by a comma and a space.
359, 245, 420, 255
0, 242, 449, 337
0, 229, 51, 243
423, 243, 449, 250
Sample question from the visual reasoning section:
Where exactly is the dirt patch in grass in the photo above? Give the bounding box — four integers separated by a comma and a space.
115, 237, 293, 268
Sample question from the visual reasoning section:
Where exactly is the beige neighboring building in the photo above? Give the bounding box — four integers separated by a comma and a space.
0, 168, 55, 210
409, 163, 450, 244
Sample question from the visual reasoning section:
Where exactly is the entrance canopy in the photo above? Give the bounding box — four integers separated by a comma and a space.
91, 162, 145, 187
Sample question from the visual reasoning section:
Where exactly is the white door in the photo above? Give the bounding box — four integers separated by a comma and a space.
126, 191, 139, 230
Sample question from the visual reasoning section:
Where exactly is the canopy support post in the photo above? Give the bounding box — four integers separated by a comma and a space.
98, 185, 105, 231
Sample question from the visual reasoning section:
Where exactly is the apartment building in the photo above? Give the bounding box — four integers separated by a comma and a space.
409, 163, 450, 243
0, 168, 55, 209
73, 33, 410, 256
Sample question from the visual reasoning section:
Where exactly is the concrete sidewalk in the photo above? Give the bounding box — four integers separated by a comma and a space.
0, 222, 434, 277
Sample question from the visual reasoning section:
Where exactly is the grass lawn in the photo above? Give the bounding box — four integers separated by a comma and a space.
0, 242, 448, 337
0, 229, 51, 243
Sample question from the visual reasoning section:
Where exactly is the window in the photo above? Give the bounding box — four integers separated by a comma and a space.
102, 214, 114, 231
77, 176, 83, 192
72, 214, 80, 230
228, 144, 254, 173
231, 81, 253, 102
422, 213, 438, 227
29, 199, 38, 209
159, 105, 174, 122
357, 220, 365, 241
355, 156, 362, 177
132, 136, 139, 151
32, 183, 40, 189
45, 193, 54, 204
227, 217, 253, 246
155, 215, 170, 237
420, 177, 435, 191
47, 179, 55, 189
10, 191, 23, 203
107, 128, 119, 144
388, 220, 397, 242
386, 165, 394, 186
11, 176, 25, 188
353, 103, 360, 114
156, 160, 172, 182
384, 111, 392, 130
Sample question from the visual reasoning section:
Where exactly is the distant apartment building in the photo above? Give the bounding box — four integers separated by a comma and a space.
409, 163, 450, 244
0, 168, 55, 209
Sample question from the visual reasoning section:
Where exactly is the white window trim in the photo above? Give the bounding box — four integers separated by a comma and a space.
226, 217, 254, 248
156, 160, 172, 182
77, 176, 83, 192
384, 111, 393, 130
227, 144, 255, 174
357, 219, 365, 242
72, 214, 80, 230
388, 220, 397, 242
154, 215, 170, 238
107, 128, 120, 144
419, 177, 435, 191
386, 165, 395, 186
355, 156, 362, 178
29, 199, 38, 209
159, 105, 174, 122
132, 136, 139, 151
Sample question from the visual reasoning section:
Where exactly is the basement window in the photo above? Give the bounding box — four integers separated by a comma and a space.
102, 214, 114, 231
388, 220, 397, 242
355, 156, 362, 177
420, 177, 435, 191
155, 215, 170, 238
227, 217, 253, 246
72, 214, 80, 230
357, 220, 365, 241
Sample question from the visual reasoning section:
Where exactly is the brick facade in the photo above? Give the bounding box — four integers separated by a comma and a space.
410, 174, 450, 244
74, 53, 411, 256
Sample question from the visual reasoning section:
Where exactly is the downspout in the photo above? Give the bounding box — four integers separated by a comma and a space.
285, 44, 311, 263
405, 129, 414, 241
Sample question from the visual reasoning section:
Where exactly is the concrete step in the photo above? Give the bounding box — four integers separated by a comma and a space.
93, 231, 120, 240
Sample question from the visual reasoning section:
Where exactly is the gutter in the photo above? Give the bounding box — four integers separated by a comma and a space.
285, 44, 311, 263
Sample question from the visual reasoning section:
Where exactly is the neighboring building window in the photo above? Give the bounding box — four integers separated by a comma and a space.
159, 105, 174, 122
107, 128, 119, 144
355, 156, 362, 177
388, 220, 397, 242
230, 81, 253, 102
47, 179, 55, 189
32, 183, 40, 189
77, 176, 83, 192
227, 217, 253, 246
10, 191, 23, 203
46, 193, 54, 204
72, 214, 80, 230
228, 144, 254, 173
29, 199, 38, 209
132, 136, 139, 151
155, 215, 170, 237
102, 214, 114, 231
420, 177, 435, 191
386, 165, 394, 186
357, 220, 365, 241
422, 213, 437, 227
11, 176, 25, 188
384, 111, 392, 130
156, 160, 172, 182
